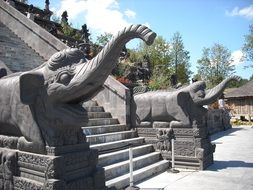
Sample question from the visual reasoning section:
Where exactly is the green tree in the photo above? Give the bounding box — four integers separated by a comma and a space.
197, 43, 235, 88
139, 35, 171, 67
96, 32, 113, 47
250, 74, 253, 81
137, 36, 172, 89
242, 24, 253, 65
169, 32, 192, 84
227, 78, 248, 88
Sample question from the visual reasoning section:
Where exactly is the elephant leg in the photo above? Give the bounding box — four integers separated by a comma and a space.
18, 137, 45, 154
169, 91, 191, 128
170, 120, 191, 128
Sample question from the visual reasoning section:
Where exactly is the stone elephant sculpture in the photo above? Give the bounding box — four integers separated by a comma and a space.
0, 25, 156, 154
134, 76, 240, 128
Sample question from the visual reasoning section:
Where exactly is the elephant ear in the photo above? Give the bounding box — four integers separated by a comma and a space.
20, 72, 45, 105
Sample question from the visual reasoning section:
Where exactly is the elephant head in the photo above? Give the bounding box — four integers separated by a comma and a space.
187, 75, 241, 106
0, 25, 156, 153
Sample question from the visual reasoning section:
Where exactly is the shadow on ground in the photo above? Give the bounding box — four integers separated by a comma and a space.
207, 160, 253, 171
210, 127, 243, 141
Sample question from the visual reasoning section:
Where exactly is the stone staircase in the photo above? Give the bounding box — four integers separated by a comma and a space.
0, 21, 45, 72
82, 101, 169, 190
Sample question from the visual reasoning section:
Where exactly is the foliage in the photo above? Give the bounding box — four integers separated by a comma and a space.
96, 32, 113, 47
227, 78, 248, 88
61, 23, 81, 41
169, 32, 192, 84
148, 64, 172, 90
138, 36, 171, 68
192, 73, 202, 82
242, 24, 253, 65
250, 74, 253, 81
231, 119, 253, 126
112, 61, 132, 78
128, 49, 143, 64
197, 43, 235, 88
122, 36, 172, 90
61, 23, 75, 36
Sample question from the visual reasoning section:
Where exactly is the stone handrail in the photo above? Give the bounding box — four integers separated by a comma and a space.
0, 0, 67, 59
94, 76, 131, 126
0, 0, 131, 126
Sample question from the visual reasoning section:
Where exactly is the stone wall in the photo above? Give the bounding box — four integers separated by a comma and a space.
207, 109, 231, 135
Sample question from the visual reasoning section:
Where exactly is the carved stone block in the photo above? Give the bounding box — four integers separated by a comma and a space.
0, 143, 104, 190
137, 124, 215, 170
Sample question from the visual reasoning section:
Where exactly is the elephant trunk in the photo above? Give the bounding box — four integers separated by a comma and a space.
62, 24, 156, 103
196, 75, 240, 106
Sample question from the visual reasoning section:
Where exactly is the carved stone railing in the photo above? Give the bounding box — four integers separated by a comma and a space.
94, 76, 131, 127
0, 1, 66, 60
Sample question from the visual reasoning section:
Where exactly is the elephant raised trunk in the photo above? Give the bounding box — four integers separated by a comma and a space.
59, 24, 156, 103
194, 75, 241, 106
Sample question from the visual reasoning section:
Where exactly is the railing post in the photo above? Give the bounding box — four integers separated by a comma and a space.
168, 129, 179, 173
129, 146, 134, 187
126, 144, 139, 190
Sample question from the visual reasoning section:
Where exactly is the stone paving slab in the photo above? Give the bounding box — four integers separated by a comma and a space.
136, 126, 253, 190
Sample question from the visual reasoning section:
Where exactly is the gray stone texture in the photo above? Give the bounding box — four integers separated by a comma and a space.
207, 109, 232, 134
94, 76, 131, 126
0, 139, 105, 190
137, 126, 253, 190
0, 22, 45, 72
0, 1, 66, 60
136, 76, 240, 170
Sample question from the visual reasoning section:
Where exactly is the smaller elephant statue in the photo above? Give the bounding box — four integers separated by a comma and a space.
134, 76, 240, 128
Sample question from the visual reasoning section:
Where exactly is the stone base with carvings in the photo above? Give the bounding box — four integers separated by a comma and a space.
137, 122, 215, 170
0, 135, 106, 190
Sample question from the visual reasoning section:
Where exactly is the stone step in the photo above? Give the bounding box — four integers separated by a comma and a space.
98, 144, 154, 167
174, 160, 200, 170
165, 156, 201, 170
90, 137, 145, 153
88, 112, 111, 119
83, 124, 128, 135
84, 106, 104, 112
104, 152, 161, 181
106, 160, 169, 189
87, 118, 119, 126
82, 100, 98, 107
87, 130, 137, 145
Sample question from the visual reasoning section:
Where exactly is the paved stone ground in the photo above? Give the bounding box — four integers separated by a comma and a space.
136, 126, 253, 190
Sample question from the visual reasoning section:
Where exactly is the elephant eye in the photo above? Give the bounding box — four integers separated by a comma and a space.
59, 73, 71, 85
55, 72, 73, 85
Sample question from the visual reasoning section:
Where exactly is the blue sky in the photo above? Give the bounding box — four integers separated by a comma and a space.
29, 0, 253, 79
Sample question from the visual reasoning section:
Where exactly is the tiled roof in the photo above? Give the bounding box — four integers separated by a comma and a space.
225, 80, 253, 98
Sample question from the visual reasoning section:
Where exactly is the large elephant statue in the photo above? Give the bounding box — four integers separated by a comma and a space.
134, 76, 240, 128
0, 25, 156, 154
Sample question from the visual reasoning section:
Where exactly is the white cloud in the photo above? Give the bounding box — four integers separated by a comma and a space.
231, 50, 244, 65
226, 5, 253, 20
124, 9, 136, 18
55, 0, 133, 35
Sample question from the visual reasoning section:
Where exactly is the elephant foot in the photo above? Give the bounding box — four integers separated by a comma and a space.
18, 137, 45, 154
170, 121, 191, 128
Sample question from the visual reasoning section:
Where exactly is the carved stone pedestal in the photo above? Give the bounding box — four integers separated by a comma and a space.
0, 135, 105, 190
137, 122, 216, 170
